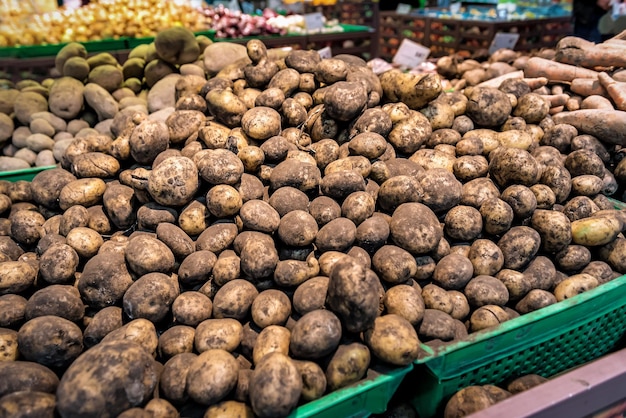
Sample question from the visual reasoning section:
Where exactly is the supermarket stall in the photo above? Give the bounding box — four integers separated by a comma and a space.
379, 2, 573, 59
2, 1, 626, 418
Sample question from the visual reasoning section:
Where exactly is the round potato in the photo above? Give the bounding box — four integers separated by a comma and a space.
249, 352, 302, 418
290, 309, 342, 360
186, 349, 239, 405
251, 289, 291, 328
364, 314, 420, 365
194, 318, 243, 353
325, 342, 370, 391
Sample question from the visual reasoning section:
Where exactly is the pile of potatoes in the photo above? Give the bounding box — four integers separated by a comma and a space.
0, 30, 626, 418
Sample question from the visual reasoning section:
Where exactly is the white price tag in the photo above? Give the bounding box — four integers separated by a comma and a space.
304, 12, 325, 32
450, 2, 461, 13
396, 3, 412, 14
318, 46, 332, 59
392, 38, 431, 69
488, 32, 520, 54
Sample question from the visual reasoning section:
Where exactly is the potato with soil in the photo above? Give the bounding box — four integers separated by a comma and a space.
383, 284, 425, 326
30, 168, 76, 210
0, 328, 18, 361
290, 309, 341, 360
269, 159, 322, 194
470, 305, 509, 332
277, 210, 318, 247
83, 306, 123, 348
489, 147, 541, 189
530, 209, 572, 253
147, 156, 199, 207
464, 275, 509, 308
372, 245, 417, 285
294, 360, 327, 402
292, 276, 329, 315
315, 217, 357, 253
323, 81, 368, 122
0, 261, 37, 295
468, 239, 504, 277
554, 273, 599, 302
178, 250, 217, 287
239, 238, 279, 282
364, 314, 420, 365
158, 325, 195, 359
9, 210, 45, 246
123, 272, 179, 323
24, 285, 84, 323
432, 253, 474, 290
17, 315, 83, 370
513, 93, 550, 124
124, 235, 175, 277
326, 257, 380, 333
445, 205, 483, 242
390, 203, 443, 255
515, 289, 557, 314
376, 175, 423, 213
249, 352, 302, 418
325, 342, 371, 391
507, 374, 549, 394
498, 226, 541, 270
186, 348, 239, 405
78, 252, 133, 309
465, 87, 513, 127
252, 325, 291, 366
102, 182, 136, 230
387, 110, 432, 154
212, 279, 259, 321
479, 197, 514, 235
194, 318, 242, 353
444, 385, 512, 418
417, 308, 456, 342
172, 291, 212, 327
0, 390, 57, 417
241, 106, 282, 141
380, 70, 442, 110
251, 289, 291, 328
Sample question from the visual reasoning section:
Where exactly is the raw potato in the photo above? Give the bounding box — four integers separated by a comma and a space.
290, 309, 342, 360
470, 305, 509, 332
325, 343, 371, 391
249, 353, 302, 418
444, 385, 512, 418
326, 257, 380, 333
56, 340, 158, 418
186, 349, 239, 405
383, 284, 425, 326
364, 314, 420, 365
554, 274, 599, 302
0, 329, 18, 362
295, 360, 327, 402
464, 275, 509, 308
194, 318, 242, 353
515, 289, 557, 314
252, 325, 291, 366
251, 289, 291, 328
417, 309, 456, 342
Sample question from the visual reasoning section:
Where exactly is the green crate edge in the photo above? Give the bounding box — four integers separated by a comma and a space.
0, 162, 412, 418
0, 165, 57, 182
291, 364, 412, 418
410, 270, 626, 418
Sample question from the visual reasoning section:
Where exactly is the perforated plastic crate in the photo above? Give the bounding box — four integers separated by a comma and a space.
410, 272, 626, 417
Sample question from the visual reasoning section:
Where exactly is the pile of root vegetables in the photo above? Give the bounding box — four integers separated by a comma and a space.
1, 25, 626, 418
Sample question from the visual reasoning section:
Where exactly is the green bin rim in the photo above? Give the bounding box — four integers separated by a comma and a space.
290, 363, 413, 418
0, 165, 58, 182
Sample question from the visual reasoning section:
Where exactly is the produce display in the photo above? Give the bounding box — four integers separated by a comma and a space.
0, 0, 211, 47
1, 20, 626, 418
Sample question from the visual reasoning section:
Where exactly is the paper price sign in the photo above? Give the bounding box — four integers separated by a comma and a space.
304, 12, 325, 32
396, 3, 412, 14
392, 38, 431, 69
318, 46, 332, 59
489, 32, 520, 54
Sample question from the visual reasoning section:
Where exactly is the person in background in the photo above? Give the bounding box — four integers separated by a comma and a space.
573, 0, 611, 43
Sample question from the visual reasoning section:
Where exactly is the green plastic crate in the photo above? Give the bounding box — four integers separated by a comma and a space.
410, 272, 626, 418
0, 165, 57, 182
291, 364, 412, 418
